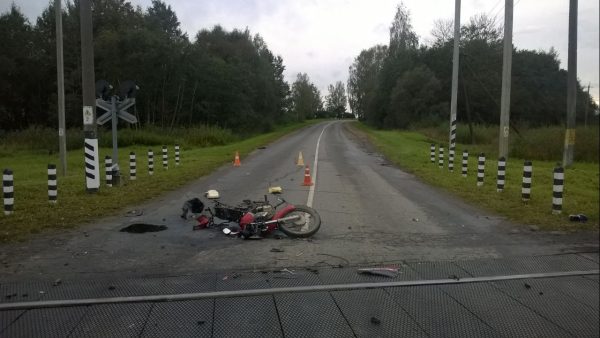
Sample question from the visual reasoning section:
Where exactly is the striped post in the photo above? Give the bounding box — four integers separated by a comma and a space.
148, 149, 154, 176
162, 146, 168, 170
48, 164, 57, 203
430, 143, 435, 163
129, 152, 136, 181
105, 156, 112, 187
522, 160, 532, 202
496, 156, 506, 192
84, 138, 100, 191
448, 147, 455, 172
175, 144, 180, 166
552, 166, 564, 215
449, 119, 457, 171
461, 150, 468, 177
438, 145, 444, 168
3, 169, 14, 215
477, 153, 485, 187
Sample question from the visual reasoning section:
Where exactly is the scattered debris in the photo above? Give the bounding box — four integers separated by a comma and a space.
524, 283, 531, 289
317, 253, 350, 266
120, 224, 167, 233
197, 320, 206, 325
448, 274, 460, 281
270, 248, 285, 253
108, 285, 116, 290
569, 214, 588, 222
370, 317, 381, 325
125, 210, 143, 217
83, 232, 89, 237
21, 293, 28, 298
358, 267, 398, 278
280, 268, 295, 275
528, 225, 539, 232
222, 273, 241, 281
539, 292, 544, 296
347, 226, 352, 230
412, 218, 419, 222
257, 146, 267, 150
296, 252, 304, 257
53, 279, 62, 286
306, 268, 319, 275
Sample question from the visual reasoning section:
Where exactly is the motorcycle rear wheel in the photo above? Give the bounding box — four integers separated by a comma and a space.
278, 205, 321, 238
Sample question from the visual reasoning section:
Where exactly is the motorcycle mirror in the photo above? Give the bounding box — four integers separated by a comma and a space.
222, 228, 231, 235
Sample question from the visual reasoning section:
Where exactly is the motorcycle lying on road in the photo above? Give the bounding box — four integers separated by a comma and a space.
188, 190, 321, 239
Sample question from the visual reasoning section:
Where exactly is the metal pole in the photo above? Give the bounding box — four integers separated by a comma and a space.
498, 0, 513, 159
55, 0, 67, 176
80, 0, 99, 192
448, 0, 461, 170
584, 83, 590, 128
111, 96, 120, 186
562, 0, 578, 167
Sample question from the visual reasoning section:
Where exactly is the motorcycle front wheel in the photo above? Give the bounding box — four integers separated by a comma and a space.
278, 205, 321, 238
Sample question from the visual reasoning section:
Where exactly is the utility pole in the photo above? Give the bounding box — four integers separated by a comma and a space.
55, 0, 67, 176
498, 0, 513, 159
584, 83, 590, 128
448, 0, 461, 168
80, 0, 100, 192
562, 0, 578, 167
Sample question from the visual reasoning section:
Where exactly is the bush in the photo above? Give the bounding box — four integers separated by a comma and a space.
417, 123, 599, 163
0, 124, 238, 156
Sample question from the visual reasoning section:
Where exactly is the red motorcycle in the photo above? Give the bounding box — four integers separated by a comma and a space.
194, 190, 321, 239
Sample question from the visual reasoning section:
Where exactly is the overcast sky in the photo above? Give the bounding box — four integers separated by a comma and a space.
3, 0, 599, 103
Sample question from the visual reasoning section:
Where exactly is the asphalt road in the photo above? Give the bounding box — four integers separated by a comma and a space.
0, 121, 597, 281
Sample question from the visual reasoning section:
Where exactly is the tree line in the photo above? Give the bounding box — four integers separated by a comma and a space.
0, 0, 343, 133
348, 4, 598, 134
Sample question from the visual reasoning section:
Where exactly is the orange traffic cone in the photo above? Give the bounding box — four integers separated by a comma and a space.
233, 151, 241, 167
302, 165, 313, 186
296, 151, 305, 166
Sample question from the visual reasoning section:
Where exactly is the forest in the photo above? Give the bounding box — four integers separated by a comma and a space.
1, 1, 597, 136
348, 5, 598, 133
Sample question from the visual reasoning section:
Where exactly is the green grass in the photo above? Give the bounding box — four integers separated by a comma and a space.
354, 122, 599, 231
0, 121, 317, 242
418, 124, 599, 163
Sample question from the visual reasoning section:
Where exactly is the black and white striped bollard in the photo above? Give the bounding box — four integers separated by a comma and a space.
430, 144, 435, 163
496, 156, 506, 192
438, 145, 444, 168
552, 166, 564, 215
477, 153, 485, 187
148, 149, 154, 176
48, 164, 57, 203
175, 145, 180, 166
461, 150, 468, 177
522, 160, 532, 202
448, 147, 455, 172
129, 152, 136, 180
105, 156, 113, 187
162, 146, 168, 169
3, 169, 14, 215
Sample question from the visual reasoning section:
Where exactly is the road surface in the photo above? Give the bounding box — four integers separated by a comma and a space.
0, 121, 598, 337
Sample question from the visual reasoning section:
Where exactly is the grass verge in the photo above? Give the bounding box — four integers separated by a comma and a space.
0, 121, 318, 242
354, 122, 599, 231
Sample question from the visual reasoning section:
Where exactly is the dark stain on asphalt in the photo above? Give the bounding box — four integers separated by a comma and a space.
120, 224, 168, 233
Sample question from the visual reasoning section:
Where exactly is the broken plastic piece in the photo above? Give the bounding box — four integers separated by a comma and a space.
268, 186, 283, 194
357, 267, 399, 278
